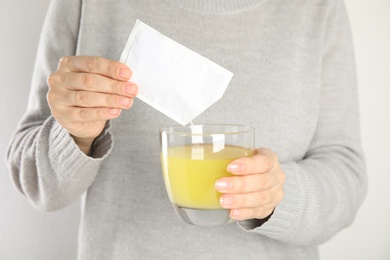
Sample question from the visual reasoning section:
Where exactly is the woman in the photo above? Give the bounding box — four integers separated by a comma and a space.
7, 0, 367, 259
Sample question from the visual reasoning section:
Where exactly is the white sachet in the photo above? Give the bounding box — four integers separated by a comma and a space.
120, 20, 233, 125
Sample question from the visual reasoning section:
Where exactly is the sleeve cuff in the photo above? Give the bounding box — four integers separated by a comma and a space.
45, 118, 113, 181
237, 162, 305, 243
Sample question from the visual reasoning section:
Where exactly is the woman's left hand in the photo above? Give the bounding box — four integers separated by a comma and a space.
215, 148, 286, 221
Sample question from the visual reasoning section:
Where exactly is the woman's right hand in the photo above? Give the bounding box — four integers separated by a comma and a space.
47, 56, 138, 155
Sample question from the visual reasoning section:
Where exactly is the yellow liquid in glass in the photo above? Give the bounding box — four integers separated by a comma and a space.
161, 144, 253, 209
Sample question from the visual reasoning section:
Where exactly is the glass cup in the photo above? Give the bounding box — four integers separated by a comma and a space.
160, 124, 255, 226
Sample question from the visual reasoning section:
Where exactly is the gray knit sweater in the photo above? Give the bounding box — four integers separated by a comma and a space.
7, 0, 367, 259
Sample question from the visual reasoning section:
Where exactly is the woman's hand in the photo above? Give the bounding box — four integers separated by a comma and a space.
47, 56, 138, 154
215, 148, 285, 221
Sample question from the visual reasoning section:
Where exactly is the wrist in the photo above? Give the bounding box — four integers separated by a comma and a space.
71, 135, 95, 155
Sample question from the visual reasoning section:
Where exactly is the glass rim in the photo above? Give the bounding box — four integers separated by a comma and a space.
159, 124, 255, 136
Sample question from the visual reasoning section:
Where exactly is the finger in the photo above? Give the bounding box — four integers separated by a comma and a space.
215, 172, 277, 194
227, 148, 277, 175
58, 71, 138, 97
65, 90, 134, 109
52, 105, 123, 124
229, 206, 274, 221
219, 190, 275, 209
59, 56, 132, 81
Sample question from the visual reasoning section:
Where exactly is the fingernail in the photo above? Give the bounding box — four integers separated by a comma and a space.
125, 84, 137, 95
220, 196, 234, 206
215, 179, 232, 190
119, 68, 131, 79
109, 108, 121, 115
119, 97, 131, 106
227, 162, 244, 173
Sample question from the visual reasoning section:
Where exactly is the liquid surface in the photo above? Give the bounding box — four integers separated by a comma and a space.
161, 144, 253, 209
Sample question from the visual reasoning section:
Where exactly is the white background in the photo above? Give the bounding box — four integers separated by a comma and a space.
0, 1, 389, 259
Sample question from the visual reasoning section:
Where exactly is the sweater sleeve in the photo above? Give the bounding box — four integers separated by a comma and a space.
238, 0, 368, 246
6, 0, 113, 212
